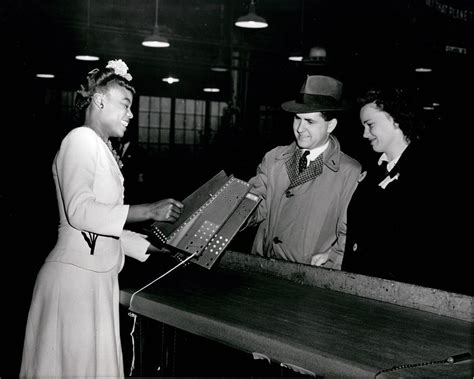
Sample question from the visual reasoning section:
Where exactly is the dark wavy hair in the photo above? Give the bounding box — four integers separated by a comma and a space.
357, 87, 425, 143
74, 66, 136, 122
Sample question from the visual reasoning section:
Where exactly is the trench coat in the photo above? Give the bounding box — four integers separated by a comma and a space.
20, 127, 151, 378
248, 135, 361, 268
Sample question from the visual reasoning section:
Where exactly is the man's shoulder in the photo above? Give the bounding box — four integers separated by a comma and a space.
263, 143, 294, 160
339, 151, 362, 171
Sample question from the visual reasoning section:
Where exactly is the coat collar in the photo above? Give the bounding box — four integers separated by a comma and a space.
276, 135, 341, 172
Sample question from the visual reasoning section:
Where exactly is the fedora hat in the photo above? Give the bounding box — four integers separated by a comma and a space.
281, 75, 345, 113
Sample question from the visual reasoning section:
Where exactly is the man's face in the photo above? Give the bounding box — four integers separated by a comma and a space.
293, 112, 336, 150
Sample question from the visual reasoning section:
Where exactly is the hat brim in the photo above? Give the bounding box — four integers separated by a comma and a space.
281, 100, 349, 113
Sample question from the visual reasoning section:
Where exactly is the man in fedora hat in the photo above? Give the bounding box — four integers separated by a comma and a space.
245, 75, 361, 268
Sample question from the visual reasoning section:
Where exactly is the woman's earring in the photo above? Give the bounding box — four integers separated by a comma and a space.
100, 103, 104, 109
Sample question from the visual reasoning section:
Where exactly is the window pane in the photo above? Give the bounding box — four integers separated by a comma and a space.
161, 98, 171, 112
161, 113, 171, 127
149, 128, 159, 143
138, 128, 148, 143
151, 97, 160, 111
196, 100, 205, 115
139, 96, 150, 111
185, 130, 195, 144
186, 99, 194, 114
210, 101, 219, 116
160, 129, 170, 143
195, 115, 203, 129
175, 98, 185, 114
138, 111, 149, 127
175, 129, 184, 143
185, 114, 195, 129
210, 116, 219, 131
150, 113, 159, 127
175, 114, 185, 128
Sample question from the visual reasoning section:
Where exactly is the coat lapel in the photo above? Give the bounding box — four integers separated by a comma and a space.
286, 153, 324, 189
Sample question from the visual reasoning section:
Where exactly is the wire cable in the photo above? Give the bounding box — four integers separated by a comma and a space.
374, 352, 472, 378
127, 250, 199, 376
129, 250, 198, 309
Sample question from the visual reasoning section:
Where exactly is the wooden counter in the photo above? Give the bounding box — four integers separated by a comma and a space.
120, 251, 473, 377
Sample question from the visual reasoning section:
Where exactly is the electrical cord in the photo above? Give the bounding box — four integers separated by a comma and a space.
127, 250, 199, 376
374, 352, 472, 378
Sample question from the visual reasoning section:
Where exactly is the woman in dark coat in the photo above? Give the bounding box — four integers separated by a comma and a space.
342, 87, 466, 293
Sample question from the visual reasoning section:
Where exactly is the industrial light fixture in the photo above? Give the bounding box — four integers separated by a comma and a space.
36, 74, 55, 79
203, 70, 220, 93
211, 4, 229, 72
288, 53, 303, 62
211, 55, 228, 72
235, 0, 268, 29
75, 0, 99, 61
162, 75, 179, 84
75, 55, 100, 61
289, 0, 305, 62
142, 0, 170, 47
415, 67, 432, 72
302, 46, 327, 66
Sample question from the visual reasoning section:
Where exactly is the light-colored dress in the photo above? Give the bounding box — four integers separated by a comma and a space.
20, 127, 150, 378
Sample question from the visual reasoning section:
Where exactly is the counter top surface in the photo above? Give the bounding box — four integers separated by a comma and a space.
120, 260, 473, 378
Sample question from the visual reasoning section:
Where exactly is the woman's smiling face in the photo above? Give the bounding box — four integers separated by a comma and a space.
101, 85, 134, 138
360, 102, 400, 155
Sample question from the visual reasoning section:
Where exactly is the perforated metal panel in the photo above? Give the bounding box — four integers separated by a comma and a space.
148, 171, 260, 269
193, 192, 260, 268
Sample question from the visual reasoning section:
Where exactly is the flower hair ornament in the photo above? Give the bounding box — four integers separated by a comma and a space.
106, 59, 133, 81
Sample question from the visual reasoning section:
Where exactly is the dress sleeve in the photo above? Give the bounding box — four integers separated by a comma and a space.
121, 230, 151, 262
55, 128, 129, 237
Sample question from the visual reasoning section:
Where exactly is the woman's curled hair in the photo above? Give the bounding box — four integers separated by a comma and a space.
74, 66, 135, 120
357, 87, 426, 143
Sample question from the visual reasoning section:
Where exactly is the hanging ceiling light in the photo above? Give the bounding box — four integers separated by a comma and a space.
288, 0, 304, 62
75, 55, 100, 61
235, 0, 268, 29
303, 46, 327, 66
212, 4, 229, 72
142, 0, 170, 47
415, 67, 432, 72
288, 52, 303, 62
211, 55, 228, 72
162, 75, 179, 84
76, 0, 99, 61
203, 72, 220, 93
36, 73, 55, 79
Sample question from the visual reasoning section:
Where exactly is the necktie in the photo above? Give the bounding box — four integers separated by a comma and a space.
298, 150, 310, 174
